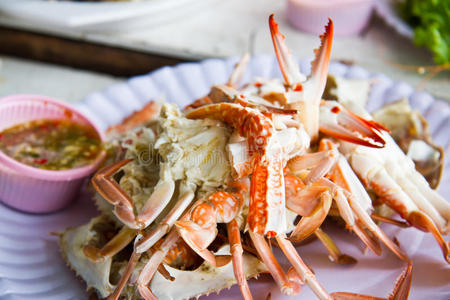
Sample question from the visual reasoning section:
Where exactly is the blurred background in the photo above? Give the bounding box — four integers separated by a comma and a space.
0, 0, 448, 101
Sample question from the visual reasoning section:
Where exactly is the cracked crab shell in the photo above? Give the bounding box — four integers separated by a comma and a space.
59, 216, 266, 300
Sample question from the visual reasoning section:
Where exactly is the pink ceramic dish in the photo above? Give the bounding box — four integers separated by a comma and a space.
287, 0, 374, 36
0, 94, 106, 213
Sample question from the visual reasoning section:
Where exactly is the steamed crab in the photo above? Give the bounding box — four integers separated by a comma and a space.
59, 14, 448, 300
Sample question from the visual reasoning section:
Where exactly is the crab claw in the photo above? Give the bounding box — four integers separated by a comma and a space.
330, 260, 413, 300
269, 14, 305, 86
269, 14, 333, 141
389, 260, 413, 300
307, 17, 334, 104
406, 211, 450, 263
288, 188, 333, 242
319, 101, 386, 148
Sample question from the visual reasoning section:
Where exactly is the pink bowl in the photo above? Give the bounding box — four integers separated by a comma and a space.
287, 0, 374, 36
0, 94, 106, 213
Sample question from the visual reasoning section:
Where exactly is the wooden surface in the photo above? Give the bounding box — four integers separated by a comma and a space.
0, 26, 186, 77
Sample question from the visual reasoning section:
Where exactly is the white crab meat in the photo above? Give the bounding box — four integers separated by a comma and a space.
324, 74, 371, 110
95, 103, 232, 221
155, 103, 231, 188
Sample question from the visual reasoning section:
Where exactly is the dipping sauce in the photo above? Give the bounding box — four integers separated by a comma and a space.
0, 119, 102, 170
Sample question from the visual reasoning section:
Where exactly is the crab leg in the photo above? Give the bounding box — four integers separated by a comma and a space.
137, 228, 180, 300
83, 226, 136, 262
371, 213, 411, 228
275, 234, 331, 300
318, 174, 404, 259
175, 190, 242, 267
186, 102, 274, 157
107, 249, 141, 300
284, 172, 375, 250
249, 231, 301, 295
263, 17, 385, 149
319, 101, 386, 148
285, 174, 327, 217
187, 102, 289, 236
269, 14, 333, 142
340, 133, 450, 263
289, 189, 333, 242
319, 139, 409, 261
227, 219, 253, 300
92, 159, 175, 229
227, 53, 251, 87
137, 191, 237, 300
185, 53, 250, 110
287, 149, 339, 184
314, 228, 357, 265
106, 101, 161, 136
331, 260, 413, 300
115, 201, 200, 300
135, 182, 195, 253
84, 181, 194, 265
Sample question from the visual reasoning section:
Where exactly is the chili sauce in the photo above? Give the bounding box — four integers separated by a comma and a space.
0, 119, 102, 170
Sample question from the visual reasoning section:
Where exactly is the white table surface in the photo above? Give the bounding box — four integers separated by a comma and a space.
0, 0, 448, 101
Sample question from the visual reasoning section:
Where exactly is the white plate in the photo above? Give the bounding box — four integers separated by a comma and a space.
375, 0, 414, 39
0, 0, 212, 32
0, 56, 449, 300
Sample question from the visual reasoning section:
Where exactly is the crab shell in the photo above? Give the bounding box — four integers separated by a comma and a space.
59, 216, 267, 300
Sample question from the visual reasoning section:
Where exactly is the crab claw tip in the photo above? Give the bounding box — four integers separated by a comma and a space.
319, 102, 387, 148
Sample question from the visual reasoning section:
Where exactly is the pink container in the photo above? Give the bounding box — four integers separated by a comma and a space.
287, 0, 374, 36
0, 95, 106, 213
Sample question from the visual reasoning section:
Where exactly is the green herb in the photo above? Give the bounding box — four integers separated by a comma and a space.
399, 0, 449, 65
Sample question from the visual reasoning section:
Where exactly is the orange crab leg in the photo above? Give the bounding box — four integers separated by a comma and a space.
319, 139, 409, 261
106, 101, 161, 136
83, 226, 136, 262
289, 189, 332, 242
275, 234, 331, 300
287, 149, 339, 184
92, 159, 175, 229
175, 190, 242, 267
227, 219, 253, 300
92, 159, 137, 226
406, 211, 450, 263
314, 228, 357, 265
186, 102, 274, 157
137, 228, 180, 300
249, 231, 301, 296
371, 213, 411, 228
319, 101, 386, 148
331, 260, 413, 300
135, 184, 195, 253
107, 249, 141, 300
285, 175, 326, 216
185, 53, 250, 110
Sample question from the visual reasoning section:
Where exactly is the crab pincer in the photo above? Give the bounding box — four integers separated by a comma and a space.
269, 14, 333, 142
